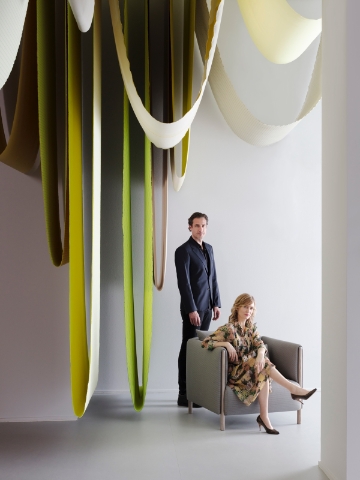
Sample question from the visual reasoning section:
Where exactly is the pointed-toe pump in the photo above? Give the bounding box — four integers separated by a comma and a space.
291, 388, 317, 404
256, 415, 279, 435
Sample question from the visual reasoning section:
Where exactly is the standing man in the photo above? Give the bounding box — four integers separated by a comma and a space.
175, 212, 221, 407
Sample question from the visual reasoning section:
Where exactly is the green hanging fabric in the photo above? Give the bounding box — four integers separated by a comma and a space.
169, 0, 196, 191
37, 0, 69, 266
123, 0, 153, 411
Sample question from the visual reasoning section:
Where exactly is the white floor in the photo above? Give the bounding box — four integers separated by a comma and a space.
0, 391, 327, 480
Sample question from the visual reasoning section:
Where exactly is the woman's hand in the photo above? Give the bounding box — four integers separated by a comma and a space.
255, 352, 265, 374
226, 343, 238, 362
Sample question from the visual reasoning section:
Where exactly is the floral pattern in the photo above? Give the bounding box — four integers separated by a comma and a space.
202, 322, 274, 406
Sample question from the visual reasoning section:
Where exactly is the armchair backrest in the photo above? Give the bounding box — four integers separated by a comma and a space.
262, 336, 303, 384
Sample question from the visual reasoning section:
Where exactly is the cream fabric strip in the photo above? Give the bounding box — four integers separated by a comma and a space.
109, 0, 224, 149
237, 0, 321, 64
68, 0, 94, 32
196, 0, 322, 147
0, 0, 29, 89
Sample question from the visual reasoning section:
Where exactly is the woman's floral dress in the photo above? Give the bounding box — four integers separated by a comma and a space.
202, 322, 274, 406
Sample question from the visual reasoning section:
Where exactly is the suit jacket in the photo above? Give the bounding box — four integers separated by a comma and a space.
175, 237, 221, 314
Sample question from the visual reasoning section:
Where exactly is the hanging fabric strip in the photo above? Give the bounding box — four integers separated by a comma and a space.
68, 0, 102, 417
0, 0, 29, 89
237, 0, 321, 64
151, 152, 168, 291
149, 0, 169, 291
196, 0, 322, 147
37, 0, 69, 266
169, 0, 195, 191
109, 0, 224, 149
68, 0, 95, 32
122, 0, 153, 411
0, 0, 39, 174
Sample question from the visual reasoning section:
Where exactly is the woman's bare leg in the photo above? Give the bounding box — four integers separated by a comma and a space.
257, 380, 274, 429
269, 368, 311, 396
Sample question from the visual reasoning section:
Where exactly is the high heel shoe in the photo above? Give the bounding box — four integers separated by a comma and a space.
291, 388, 317, 404
256, 415, 279, 435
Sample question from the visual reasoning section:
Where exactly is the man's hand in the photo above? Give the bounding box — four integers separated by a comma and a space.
212, 306, 221, 320
189, 311, 201, 326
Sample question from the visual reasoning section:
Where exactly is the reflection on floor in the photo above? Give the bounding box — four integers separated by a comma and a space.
0, 391, 327, 480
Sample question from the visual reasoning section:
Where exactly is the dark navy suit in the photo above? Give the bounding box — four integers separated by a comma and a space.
175, 236, 221, 394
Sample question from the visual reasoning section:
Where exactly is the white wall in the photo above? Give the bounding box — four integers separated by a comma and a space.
321, 1, 360, 479
0, 0, 321, 420
0, 164, 73, 420
97, 0, 322, 393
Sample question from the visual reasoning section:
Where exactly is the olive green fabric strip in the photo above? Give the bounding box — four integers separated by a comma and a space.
123, 0, 153, 411
37, 0, 69, 266
181, 0, 195, 176
0, 0, 39, 173
169, 0, 195, 191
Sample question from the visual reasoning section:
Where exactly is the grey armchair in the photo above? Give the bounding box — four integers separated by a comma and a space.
186, 334, 303, 431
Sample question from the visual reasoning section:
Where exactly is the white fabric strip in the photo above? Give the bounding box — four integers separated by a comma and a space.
237, 0, 322, 64
0, 0, 29, 89
68, 0, 94, 32
196, 0, 322, 147
84, 0, 101, 409
108, 0, 224, 149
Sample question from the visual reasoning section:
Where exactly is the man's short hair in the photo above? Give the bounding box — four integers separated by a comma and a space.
188, 212, 209, 227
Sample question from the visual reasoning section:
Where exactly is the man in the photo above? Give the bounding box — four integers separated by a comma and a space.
175, 212, 221, 407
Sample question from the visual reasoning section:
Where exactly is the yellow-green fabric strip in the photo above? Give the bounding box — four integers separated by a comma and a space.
0, 0, 39, 174
37, 0, 69, 266
68, 1, 89, 417
123, 0, 153, 411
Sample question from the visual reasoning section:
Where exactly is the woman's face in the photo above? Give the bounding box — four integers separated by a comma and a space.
237, 302, 255, 323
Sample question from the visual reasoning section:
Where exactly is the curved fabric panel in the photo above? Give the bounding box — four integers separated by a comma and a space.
109, 0, 224, 149
122, 0, 153, 411
67, 3, 88, 415
37, 0, 69, 266
67, 0, 101, 417
169, 0, 195, 191
196, 0, 322, 147
152, 150, 168, 291
0, 0, 39, 173
68, 0, 94, 32
84, 0, 102, 410
148, 0, 168, 290
237, 0, 321, 64
0, 0, 29, 89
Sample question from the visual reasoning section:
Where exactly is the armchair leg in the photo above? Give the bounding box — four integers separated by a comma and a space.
188, 401, 193, 414
220, 412, 225, 431
297, 409, 302, 424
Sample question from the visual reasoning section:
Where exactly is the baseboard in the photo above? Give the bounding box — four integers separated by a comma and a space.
0, 415, 77, 423
94, 389, 178, 396
318, 461, 339, 480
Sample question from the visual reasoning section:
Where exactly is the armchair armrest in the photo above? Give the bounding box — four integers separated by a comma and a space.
262, 336, 303, 385
186, 337, 227, 414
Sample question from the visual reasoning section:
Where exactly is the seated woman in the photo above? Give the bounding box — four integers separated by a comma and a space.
202, 293, 316, 435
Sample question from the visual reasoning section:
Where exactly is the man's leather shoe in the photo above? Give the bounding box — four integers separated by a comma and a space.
177, 393, 202, 408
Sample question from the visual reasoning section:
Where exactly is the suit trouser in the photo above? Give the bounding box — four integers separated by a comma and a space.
178, 309, 212, 394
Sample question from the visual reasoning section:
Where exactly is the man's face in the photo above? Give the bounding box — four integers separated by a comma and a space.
189, 217, 207, 243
